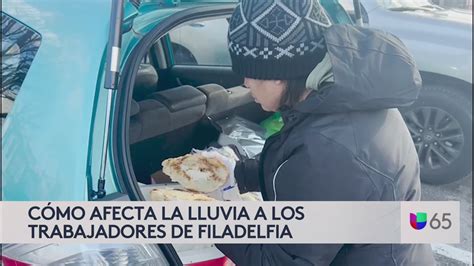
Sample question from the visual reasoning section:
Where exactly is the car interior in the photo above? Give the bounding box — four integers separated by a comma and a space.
124, 1, 358, 192
127, 17, 272, 187
120, 17, 272, 260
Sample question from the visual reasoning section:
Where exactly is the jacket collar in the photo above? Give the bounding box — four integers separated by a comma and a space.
279, 105, 308, 129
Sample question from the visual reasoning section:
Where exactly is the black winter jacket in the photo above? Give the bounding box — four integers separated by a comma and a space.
216, 25, 435, 266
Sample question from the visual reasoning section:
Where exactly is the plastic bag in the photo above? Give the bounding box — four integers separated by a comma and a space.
260, 112, 284, 138
191, 147, 242, 201
215, 116, 266, 159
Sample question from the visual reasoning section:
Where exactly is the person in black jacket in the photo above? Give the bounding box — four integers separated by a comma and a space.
215, 0, 435, 265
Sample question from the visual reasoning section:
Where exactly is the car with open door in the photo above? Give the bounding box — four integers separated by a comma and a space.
1, 0, 355, 265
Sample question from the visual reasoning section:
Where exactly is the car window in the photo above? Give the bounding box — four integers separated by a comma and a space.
1, 12, 41, 122
168, 18, 231, 66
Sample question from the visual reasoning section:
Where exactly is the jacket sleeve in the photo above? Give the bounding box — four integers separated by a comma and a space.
234, 157, 260, 193
217, 134, 377, 265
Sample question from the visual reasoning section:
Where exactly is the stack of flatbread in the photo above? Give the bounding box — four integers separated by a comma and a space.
150, 188, 216, 201
150, 153, 229, 201
162, 154, 228, 192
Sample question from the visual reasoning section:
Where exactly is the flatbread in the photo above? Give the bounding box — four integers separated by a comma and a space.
150, 188, 216, 201
162, 154, 228, 193
240, 192, 262, 201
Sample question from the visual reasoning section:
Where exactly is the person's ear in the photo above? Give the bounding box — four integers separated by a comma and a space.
274, 80, 288, 89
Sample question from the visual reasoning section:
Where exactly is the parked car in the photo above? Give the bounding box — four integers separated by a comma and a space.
339, 0, 472, 185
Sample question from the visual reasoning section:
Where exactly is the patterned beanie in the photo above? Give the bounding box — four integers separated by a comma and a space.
228, 0, 332, 80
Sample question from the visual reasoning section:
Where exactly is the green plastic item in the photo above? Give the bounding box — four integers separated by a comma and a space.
260, 112, 284, 138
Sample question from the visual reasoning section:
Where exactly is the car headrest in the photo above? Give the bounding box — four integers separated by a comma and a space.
133, 64, 159, 101
151, 85, 207, 112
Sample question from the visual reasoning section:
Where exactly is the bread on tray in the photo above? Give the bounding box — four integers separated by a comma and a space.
161, 153, 228, 193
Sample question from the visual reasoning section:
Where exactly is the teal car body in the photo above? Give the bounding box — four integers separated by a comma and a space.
2, 0, 205, 201
3, 0, 116, 201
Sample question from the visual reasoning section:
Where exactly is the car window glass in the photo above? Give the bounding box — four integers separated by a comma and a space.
1, 12, 41, 122
169, 18, 231, 66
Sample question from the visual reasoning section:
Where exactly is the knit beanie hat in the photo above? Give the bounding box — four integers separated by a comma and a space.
228, 0, 332, 80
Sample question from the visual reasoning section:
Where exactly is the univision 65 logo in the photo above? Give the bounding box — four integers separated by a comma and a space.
410, 212, 452, 230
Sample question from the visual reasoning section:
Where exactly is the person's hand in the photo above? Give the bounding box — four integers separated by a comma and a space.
196, 147, 242, 201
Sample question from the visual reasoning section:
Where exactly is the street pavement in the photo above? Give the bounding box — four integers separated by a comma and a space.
421, 174, 472, 265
